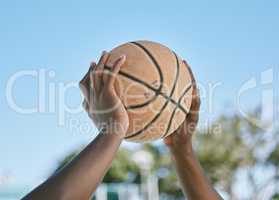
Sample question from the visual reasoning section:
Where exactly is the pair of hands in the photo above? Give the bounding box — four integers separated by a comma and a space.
79, 51, 200, 149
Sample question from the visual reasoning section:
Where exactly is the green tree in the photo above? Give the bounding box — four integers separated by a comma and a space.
103, 148, 140, 183
54, 110, 279, 199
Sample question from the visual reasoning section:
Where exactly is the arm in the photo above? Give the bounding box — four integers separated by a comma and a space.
167, 140, 222, 200
22, 132, 122, 200
164, 61, 223, 200
22, 52, 128, 200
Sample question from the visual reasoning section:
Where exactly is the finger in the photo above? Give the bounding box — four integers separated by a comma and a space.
186, 65, 197, 89
89, 67, 96, 114
187, 89, 200, 127
79, 62, 96, 103
184, 62, 200, 132
184, 60, 198, 111
105, 55, 126, 89
88, 62, 97, 101
188, 83, 200, 118
94, 51, 110, 94
82, 99, 95, 119
82, 99, 89, 112
79, 69, 90, 102
183, 60, 198, 106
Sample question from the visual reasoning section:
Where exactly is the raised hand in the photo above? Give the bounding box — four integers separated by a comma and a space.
164, 60, 200, 153
79, 51, 129, 138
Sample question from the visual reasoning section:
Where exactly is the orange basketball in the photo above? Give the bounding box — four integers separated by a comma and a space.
106, 41, 193, 142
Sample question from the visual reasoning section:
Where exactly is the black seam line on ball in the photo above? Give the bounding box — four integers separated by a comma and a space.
162, 83, 192, 138
105, 66, 158, 92
129, 42, 185, 114
123, 41, 164, 109
105, 65, 187, 114
104, 65, 162, 109
125, 51, 180, 139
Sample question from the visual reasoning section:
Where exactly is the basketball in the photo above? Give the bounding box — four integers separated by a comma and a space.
105, 41, 193, 142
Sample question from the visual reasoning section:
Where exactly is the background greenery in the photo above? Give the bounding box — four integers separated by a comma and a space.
55, 109, 279, 200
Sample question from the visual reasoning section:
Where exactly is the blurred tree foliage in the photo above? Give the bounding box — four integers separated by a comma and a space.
103, 148, 140, 183
54, 111, 278, 199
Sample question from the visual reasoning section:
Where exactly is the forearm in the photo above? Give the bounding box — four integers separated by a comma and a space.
22, 130, 122, 200
170, 145, 222, 200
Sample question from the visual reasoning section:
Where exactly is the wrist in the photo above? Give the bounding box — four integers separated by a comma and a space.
99, 125, 127, 140
168, 142, 194, 159
171, 148, 197, 168
97, 130, 123, 146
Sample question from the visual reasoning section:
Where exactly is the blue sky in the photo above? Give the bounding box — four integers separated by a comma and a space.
0, 0, 278, 188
